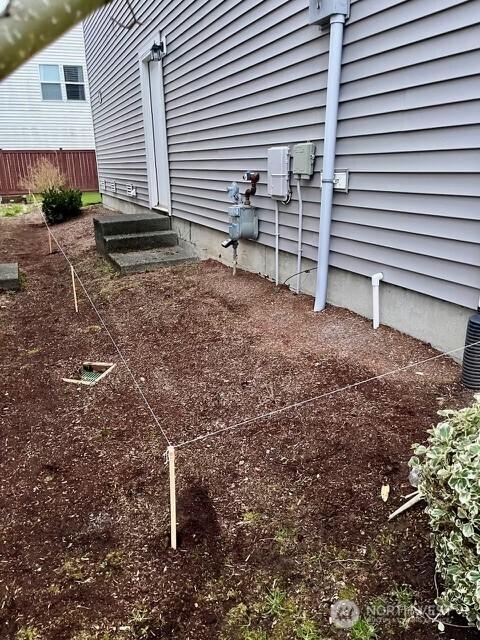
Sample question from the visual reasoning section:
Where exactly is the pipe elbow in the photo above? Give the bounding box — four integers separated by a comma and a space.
371, 272, 384, 287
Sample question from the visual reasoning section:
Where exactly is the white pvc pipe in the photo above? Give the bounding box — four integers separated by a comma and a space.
274, 198, 280, 286
371, 272, 383, 329
295, 179, 303, 294
314, 14, 346, 312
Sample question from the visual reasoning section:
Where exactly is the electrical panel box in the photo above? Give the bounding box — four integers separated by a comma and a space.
309, 0, 350, 25
293, 143, 316, 179
267, 146, 290, 199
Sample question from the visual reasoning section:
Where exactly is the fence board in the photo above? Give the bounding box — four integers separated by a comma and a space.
0, 150, 99, 195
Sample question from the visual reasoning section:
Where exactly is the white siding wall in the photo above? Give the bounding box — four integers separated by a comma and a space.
84, 0, 480, 310
0, 25, 95, 150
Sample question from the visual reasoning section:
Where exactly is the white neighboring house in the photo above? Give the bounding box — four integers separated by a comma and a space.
0, 24, 94, 149
0, 24, 97, 195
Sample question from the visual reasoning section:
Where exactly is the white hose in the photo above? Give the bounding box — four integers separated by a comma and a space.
274, 198, 279, 286
295, 179, 303, 294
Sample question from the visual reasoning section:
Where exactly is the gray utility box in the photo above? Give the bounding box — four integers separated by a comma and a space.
309, 0, 350, 25
293, 142, 316, 179
227, 205, 259, 242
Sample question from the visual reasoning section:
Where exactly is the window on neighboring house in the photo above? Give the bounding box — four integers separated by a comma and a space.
39, 64, 62, 101
39, 64, 86, 102
63, 65, 86, 101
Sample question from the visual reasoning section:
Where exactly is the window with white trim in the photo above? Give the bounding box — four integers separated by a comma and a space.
40, 64, 62, 101
39, 64, 86, 102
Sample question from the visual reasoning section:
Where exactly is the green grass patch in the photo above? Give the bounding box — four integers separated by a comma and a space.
82, 191, 102, 206
0, 203, 25, 217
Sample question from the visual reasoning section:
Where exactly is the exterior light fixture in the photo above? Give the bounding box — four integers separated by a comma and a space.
150, 42, 164, 62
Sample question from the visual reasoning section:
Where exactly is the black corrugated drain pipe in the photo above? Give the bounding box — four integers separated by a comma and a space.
462, 300, 480, 389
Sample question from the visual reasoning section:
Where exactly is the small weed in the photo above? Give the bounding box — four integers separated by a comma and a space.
350, 619, 377, 640
96, 259, 116, 278
274, 527, 296, 554
61, 558, 86, 581
263, 586, 287, 617
391, 584, 414, 607
85, 324, 102, 333
128, 604, 153, 639
19, 271, 28, 289
47, 583, 61, 595
15, 628, 41, 640
243, 511, 261, 524
26, 347, 41, 356
295, 617, 320, 640
100, 550, 124, 571
339, 585, 357, 600
225, 602, 250, 628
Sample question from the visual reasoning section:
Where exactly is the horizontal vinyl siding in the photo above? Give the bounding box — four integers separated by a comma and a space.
0, 25, 95, 150
84, 0, 480, 309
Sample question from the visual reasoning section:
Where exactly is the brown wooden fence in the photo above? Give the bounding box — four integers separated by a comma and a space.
0, 150, 99, 196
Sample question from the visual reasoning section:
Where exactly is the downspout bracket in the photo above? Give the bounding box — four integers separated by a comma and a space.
309, 0, 350, 25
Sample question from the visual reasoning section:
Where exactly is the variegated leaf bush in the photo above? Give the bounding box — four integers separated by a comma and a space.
409, 395, 480, 629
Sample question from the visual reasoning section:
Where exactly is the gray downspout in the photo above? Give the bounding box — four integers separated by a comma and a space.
314, 12, 347, 312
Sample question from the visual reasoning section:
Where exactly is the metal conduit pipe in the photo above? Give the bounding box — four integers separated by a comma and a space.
314, 13, 347, 312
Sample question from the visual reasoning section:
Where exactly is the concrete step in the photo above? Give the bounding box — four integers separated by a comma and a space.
108, 247, 198, 274
103, 230, 178, 252
93, 212, 170, 236
0, 263, 20, 291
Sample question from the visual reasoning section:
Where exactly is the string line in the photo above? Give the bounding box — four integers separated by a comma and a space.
39, 207, 171, 447
175, 337, 478, 450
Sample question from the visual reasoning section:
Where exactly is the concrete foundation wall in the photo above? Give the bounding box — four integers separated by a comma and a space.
102, 193, 471, 362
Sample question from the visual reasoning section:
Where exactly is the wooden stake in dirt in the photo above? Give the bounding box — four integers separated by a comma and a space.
48, 230, 52, 255
167, 446, 177, 550
388, 492, 423, 520
70, 266, 79, 313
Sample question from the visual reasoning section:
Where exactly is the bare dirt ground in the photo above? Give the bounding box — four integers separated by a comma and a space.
0, 208, 478, 640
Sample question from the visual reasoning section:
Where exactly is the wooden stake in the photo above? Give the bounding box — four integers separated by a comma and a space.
388, 492, 423, 521
48, 230, 52, 255
70, 265, 79, 313
167, 446, 177, 550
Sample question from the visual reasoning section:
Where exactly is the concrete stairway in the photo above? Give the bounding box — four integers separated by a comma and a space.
93, 212, 197, 274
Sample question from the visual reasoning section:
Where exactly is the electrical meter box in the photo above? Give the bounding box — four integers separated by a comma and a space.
267, 146, 290, 199
293, 143, 316, 179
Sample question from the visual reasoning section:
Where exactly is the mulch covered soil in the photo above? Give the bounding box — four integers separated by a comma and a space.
0, 208, 478, 640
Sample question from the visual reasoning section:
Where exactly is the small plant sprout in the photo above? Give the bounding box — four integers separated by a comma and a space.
349, 618, 377, 640
392, 584, 414, 607
15, 628, 41, 640
243, 511, 261, 524
100, 549, 124, 571
274, 526, 297, 554
128, 604, 153, 639
263, 585, 287, 617
295, 617, 320, 640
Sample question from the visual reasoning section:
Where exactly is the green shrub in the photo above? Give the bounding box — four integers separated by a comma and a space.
42, 187, 82, 225
409, 395, 480, 628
